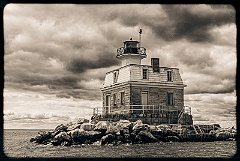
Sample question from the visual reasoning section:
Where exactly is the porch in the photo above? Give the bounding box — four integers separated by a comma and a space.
92, 105, 192, 125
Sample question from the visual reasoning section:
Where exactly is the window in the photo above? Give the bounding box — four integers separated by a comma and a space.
106, 95, 110, 106
167, 93, 174, 106
113, 72, 117, 83
167, 71, 173, 82
143, 69, 148, 79
120, 92, 125, 105
113, 94, 117, 106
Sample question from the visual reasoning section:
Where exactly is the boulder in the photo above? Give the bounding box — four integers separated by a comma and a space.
156, 124, 171, 131
151, 129, 164, 140
54, 124, 68, 132
149, 125, 157, 131
216, 132, 231, 141
115, 120, 133, 131
52, 124, 68, 137
215, 128, 237, 141
80, 123, 95, 131
137, 131, 159, 143
68, 129, 103, 144
122, 133, 132, 143
66, 122, 81, 131
105, 122, 119, 134
87, 131, 103, 142
132, 124, 150, 134
164, 136, 180, 142
134, 134, 143, 144
93, 121, 109, 133
51, 139, 61, 146
31, 131, 52, 144
30, 138, 35, 142
70, 129, 90, 143
132, 120, 143, 130
54, 131, 72, 143
101, 134, 115, 145
213, 124, 221, 130
51, 131, 72, 146
165, 129, 178, 137
120, 127, 130, 135
115, 132, 123, 142
77, 118, 89, 124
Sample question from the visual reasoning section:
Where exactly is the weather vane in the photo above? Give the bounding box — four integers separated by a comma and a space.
139, 28, 142, 47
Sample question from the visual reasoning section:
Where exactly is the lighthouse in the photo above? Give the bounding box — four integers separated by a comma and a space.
97, 31, 193, 125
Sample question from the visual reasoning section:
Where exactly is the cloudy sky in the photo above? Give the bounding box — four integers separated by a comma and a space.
3, 4, 236, 129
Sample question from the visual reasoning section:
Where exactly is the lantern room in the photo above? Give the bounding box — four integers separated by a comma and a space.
116, 40, 147, 66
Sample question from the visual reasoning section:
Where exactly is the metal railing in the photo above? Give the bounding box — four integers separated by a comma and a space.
94, 105, 192, 116
93, 104, 184, 115
92, 107, 103, 115
116, 47, 146, 57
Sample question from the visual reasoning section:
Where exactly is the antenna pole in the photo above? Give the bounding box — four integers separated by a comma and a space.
139, 29, 142, 47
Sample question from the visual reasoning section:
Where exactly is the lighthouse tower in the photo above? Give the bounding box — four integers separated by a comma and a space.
116, 40, 147, 66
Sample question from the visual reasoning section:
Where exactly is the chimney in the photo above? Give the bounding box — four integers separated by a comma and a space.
151, 58, 160, 72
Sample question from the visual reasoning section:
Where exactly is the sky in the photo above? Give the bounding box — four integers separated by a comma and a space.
3, 4, 236, 129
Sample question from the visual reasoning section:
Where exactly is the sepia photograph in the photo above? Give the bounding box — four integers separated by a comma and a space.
3, 4, 237, 158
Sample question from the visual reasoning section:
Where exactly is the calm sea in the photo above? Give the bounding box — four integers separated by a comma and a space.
3, 129, 237, 158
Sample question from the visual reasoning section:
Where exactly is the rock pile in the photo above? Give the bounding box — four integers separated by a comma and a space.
30, 119, 237, 146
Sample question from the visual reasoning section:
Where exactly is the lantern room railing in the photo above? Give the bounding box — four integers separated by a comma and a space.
116, 47, 146, 57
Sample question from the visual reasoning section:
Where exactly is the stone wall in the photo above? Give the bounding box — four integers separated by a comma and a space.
101, 83, 185, 124
130, 85, 184, 112
102, 84, 131, 114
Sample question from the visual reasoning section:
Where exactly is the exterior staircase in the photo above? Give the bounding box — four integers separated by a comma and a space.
193, 125, 203, 134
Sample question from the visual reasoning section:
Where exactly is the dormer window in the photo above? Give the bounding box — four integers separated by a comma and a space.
142, 68, 148, 79
167, 71, 173, 82
113, 70, 119, 83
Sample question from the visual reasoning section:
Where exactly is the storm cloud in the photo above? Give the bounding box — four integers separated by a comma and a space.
66, 48, 121, 73
3, 4, 236, 129
156, 5, 235, 42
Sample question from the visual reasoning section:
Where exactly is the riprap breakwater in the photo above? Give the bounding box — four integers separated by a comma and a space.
30, 119, 237, 146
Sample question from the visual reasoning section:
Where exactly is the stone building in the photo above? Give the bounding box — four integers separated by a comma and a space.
98, 39, 192, 125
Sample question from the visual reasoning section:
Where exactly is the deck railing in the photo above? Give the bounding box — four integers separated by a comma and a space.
93, 104, 184, 115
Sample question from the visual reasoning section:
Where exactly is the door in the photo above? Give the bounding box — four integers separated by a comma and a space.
106, 95, 110, 114
141, 91, 148, 114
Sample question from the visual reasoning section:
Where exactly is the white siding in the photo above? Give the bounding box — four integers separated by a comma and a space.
117, 66, 130, 83
103, 65, 184, 87
103, 66, 130, 87
130, 65, 142, 80
130, 65, 183, 84
103, 72, 114, 87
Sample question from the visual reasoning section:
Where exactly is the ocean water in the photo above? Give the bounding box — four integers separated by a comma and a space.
3, 129, 237, 158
